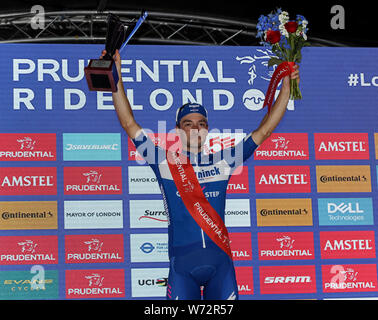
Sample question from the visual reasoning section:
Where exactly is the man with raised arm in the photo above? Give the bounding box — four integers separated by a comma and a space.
103, 49, 299, 300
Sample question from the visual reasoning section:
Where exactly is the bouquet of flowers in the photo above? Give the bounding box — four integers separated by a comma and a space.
256, 9, 309, 101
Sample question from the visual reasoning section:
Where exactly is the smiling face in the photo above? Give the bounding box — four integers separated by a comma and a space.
176, 113, 209, 152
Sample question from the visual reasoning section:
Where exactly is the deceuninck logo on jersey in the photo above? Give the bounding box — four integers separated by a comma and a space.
320, 231, 376, 259
229, 233, 252, 261
260, 265, 317, 294
65, 269, 125, 299
256, 198, 313, 226
314, 133, 369, 160
0, 235, 58, 265
235, 266, 253, 295
0, 201, 58, 230
254, 133, 309, 160
63, 133, 121, 161
258, 232, 314, 260
316, 165, 372, 193
65, 234, 124, 264
322, 264, 378, 293
64, 166, 122, 195
0, 133, 56, 161
0, 167, 56, 195
318, 198, 374, 226
254, 166, 311, 193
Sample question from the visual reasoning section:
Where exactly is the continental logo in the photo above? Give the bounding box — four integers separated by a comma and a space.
316, 165, 371, 193
256, 199, 313, 226
0, 201, 57, 230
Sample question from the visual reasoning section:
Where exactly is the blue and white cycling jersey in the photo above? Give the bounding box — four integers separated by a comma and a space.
132, 130, 258, 258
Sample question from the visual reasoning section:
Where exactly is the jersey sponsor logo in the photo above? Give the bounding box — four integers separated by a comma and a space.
229, 233, 252, 261
314, 133, 369, 160
64, 200, 123, 229
0, 167, 56, 195
256, 198, 313, 226
254, 166, 311, 193
65, 234, 124, 264
65, 269, 125, 299
0, 201, 58, 230
320, 231, 376, 259
318, 198, 374, 226
0, 235, 58, 265
254, 133, 309, 160
63, 133, 121, 161
64, 167, 122, 195
260, 265, 316, 294
0, 133, 56, 161
258, 232, 314, 260
322, 264, 378, 293
316, 165, 372, 193
235, 266, 253, 295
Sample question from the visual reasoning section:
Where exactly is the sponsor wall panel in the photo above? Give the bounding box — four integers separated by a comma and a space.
0, 44, 377, 300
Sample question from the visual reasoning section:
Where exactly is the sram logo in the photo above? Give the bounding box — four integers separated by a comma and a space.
259, 265, 316, 294
264, 275, 312, 284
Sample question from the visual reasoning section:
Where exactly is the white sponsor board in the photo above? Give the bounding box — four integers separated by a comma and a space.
64, 200, 123, 229
131, 268, 169, 298
225, 199, 251, 227
129, 198, 250, 228
130, 233, 169, 262
129, 200, 168, 228
128, 166, 160, 194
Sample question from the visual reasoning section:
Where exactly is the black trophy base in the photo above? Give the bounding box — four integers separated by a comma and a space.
84, 59, 119, 92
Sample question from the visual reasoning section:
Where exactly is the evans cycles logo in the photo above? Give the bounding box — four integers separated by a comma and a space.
0, 133, 56, 161
64, 167, 122, 195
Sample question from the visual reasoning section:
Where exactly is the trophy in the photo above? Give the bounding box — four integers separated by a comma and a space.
84, 11, 148, 92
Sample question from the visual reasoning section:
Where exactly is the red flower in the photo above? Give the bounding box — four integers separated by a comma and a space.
285, 21, 298, 33
265, 30, 281, 44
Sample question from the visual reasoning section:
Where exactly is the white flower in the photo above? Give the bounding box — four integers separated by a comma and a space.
279, 24, 289, 38
302, 33, 307, 40
278, 11, 289, 23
